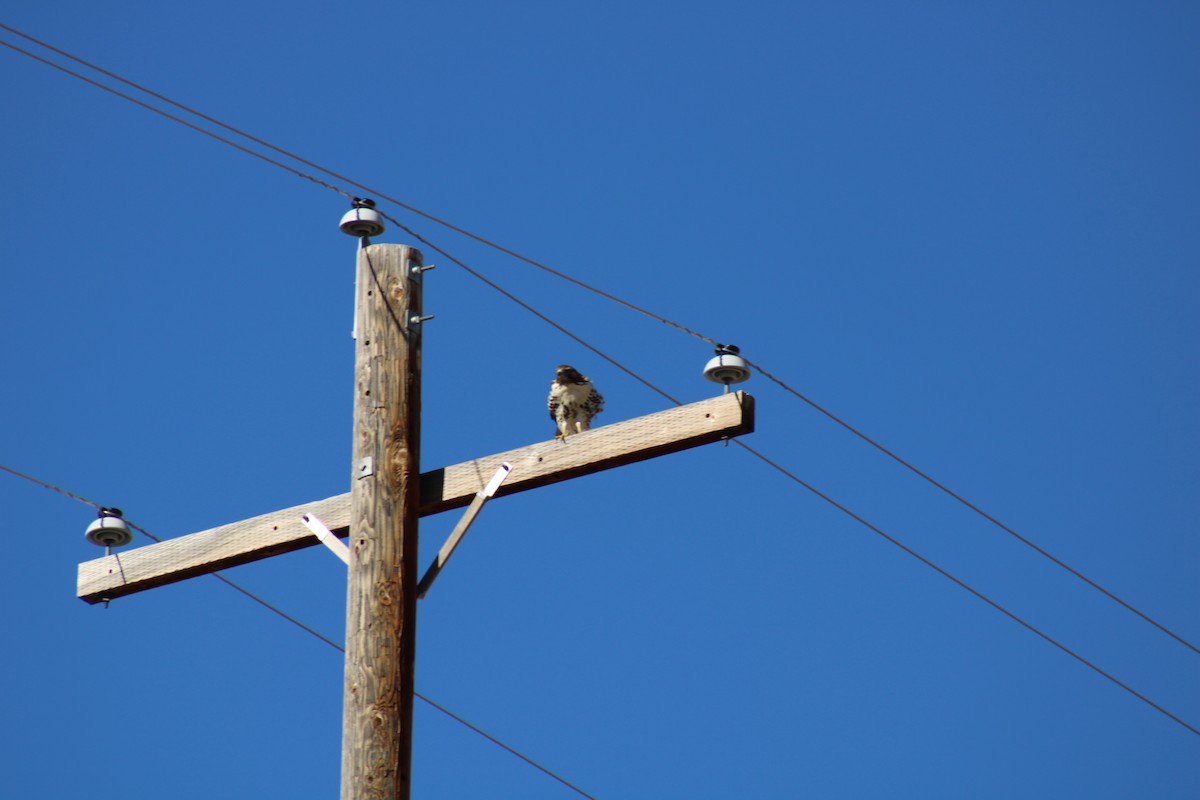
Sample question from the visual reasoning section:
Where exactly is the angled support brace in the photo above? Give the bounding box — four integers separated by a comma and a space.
303, 512, 351, 565
417, 462, 512, 598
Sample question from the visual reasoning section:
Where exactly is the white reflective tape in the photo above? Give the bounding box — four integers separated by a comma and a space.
302, 512, 350, 565
481, 462, 513, 499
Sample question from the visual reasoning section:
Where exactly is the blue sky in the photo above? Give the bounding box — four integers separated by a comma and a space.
2, 2, 1198, 797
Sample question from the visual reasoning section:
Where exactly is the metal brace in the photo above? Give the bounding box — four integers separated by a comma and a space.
356, 456, 374, 480
302, 513, 351, 565
417, 462, 513, 598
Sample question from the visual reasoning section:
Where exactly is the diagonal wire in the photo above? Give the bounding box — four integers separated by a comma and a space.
377, 212, 684, 409
0, 35, 352, 199
6, 20, 1188, 660
329, 241, 1200, 739
0, 464, 103, 509
731, 440, 1200, 738
381, 200, 1200, 659
2, 465, 597, 798
3, 25, 1197, 717
742, 357, 1200, 657
201, 555, 601, 799
412, 693, 599, 800
0, 21, 713, 349
119, 527, 598, 798
6, 288, 1200, 743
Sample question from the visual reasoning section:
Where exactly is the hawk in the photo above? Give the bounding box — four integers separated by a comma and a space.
548, 364, 604, 439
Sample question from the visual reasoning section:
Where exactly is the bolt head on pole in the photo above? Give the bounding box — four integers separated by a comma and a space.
703, 344, 751, 388
340, 198, 386, 238
85, 507, 134, 549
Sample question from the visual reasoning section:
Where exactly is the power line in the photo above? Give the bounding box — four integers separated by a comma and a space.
383, 226, 1199, 660
412, 693, 599, 800
3, 26, 1196, 734
0, 464, 103, 509
127, 533, 599, 798
732, 440, 1200, 738
10, 384, 1199, 743
383, 251, 1200, 738
3, 466, 597, 798
280, 224, 1200, 739
7, 279, 1200, 743
206, 560, 599, 800
0, 20, 709, 353
0, 22, 711, 347
5, 22, 1189, 662
195, 570, 600, 798
743, 358, 1200, 657
0, 35, 352, 199
377, 212, 684, 408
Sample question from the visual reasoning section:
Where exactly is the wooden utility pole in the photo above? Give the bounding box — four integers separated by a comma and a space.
342, 243, 423, 798
75, 236, 756, 799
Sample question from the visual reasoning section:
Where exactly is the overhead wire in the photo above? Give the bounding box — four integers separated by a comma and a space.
0, 22, 717, 348
741, 358, 1200, 658
357, 230, 1200, 739
136, 519, 599, 799
8, 356, 1199, 744
0, 464, 104, 509
4, 20, 1190, 661
205, 566, 600, 799
733, 440, 1200, 737
3, 23, 1197, 737
378, 212, 684, 408
2, 466, 597, 799
0, 34, 353, 199
6, 472, 342, 652
370, 221, 1200, 739
378, 219, 1200, 658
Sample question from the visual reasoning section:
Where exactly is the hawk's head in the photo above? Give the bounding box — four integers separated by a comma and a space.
555, 365, 587, 384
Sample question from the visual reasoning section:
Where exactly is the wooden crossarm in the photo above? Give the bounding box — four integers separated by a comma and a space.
77, 391, 754, 604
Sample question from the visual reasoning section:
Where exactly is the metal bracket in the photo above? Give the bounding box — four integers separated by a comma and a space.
417, 462, 513, 598
302, 513, 351, 565
356, 456, 374, 480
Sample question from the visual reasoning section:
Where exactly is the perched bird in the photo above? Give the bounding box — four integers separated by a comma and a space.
548, 364, 604, 439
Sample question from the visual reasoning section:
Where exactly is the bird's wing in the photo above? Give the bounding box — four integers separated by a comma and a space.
588, 386, 604, 416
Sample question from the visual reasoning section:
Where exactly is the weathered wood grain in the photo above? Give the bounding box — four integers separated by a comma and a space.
342, 243, 422, 799
77, 390, 755, 604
